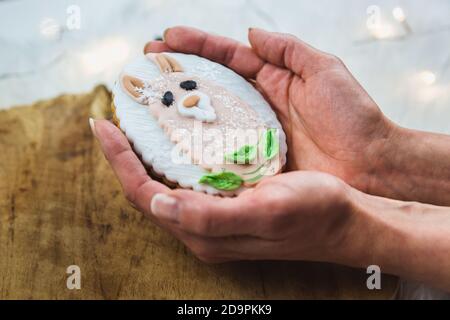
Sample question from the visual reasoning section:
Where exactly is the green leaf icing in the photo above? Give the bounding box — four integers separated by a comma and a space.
262, 128, 279, 160
199, 171, 243, 191
242, 163, 265, 175
224, 145, 257, 164
244, 174, 265, 184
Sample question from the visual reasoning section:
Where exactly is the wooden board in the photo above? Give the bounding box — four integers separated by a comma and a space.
0, 85, 398, 299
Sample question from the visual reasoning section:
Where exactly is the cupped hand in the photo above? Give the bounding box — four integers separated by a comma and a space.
92, 120, 362, 264
91, 27, 450, 285
144, 27, 397, 194
92, 26, 397, 264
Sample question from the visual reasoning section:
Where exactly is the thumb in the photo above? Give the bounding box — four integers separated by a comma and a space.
150, 189, 265, 237
248, 28, 337, 79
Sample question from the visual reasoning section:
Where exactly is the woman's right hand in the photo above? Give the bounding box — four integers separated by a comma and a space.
145, 27, 395, 196
145, 26, 450, 206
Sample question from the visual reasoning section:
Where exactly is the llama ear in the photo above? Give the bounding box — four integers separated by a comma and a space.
120, 74, 147, 104
145, 53, 183, 73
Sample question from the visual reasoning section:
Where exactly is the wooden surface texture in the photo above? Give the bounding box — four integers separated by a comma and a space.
0, 86, 398, 299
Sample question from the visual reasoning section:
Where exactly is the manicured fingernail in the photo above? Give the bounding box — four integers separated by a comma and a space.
151, 193, 179, 222
89, 117, 97, 137
163, 28, 171, 41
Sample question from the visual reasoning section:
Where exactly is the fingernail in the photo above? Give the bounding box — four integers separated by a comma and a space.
248, 27, 263, 33
144, 42, 151, 53
151, 193, 179, 222
143, 41, 154, 54
163, 28, 171, 41
89, 117, 97, 137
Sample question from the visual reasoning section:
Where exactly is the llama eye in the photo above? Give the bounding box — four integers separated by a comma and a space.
161, 91, 174, 107
180, 80, 197, 91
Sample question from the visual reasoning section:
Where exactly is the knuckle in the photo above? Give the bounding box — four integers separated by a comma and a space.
262, 194, 287, 217
263, 201, 293, 236
124, 179, 149, 209
223, 44, 238, 66
323, 53, 344, 67
193, 213, 215, 236
104, 135, 127, 159
314, 174, 348, 204
123, 189, 136, 203
188, 241, 219, 263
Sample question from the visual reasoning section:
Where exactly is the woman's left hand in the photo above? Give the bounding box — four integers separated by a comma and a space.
92, 119, 367, 264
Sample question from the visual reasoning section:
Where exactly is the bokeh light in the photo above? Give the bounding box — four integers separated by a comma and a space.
80, 37, 131, 75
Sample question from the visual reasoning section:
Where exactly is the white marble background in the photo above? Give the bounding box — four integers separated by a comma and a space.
1, 0, 449, 134
0, 0, 449, 299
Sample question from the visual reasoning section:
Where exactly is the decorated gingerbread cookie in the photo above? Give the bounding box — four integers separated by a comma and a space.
112, 53, 287, 196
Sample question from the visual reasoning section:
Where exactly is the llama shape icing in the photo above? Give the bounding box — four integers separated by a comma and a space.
120, 53, 281, 185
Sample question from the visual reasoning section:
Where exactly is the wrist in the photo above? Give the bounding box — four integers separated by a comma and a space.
363, 121, 405, 197
341, 189, 450, 290
366, 123, 450, 205
351, 118, 401, 197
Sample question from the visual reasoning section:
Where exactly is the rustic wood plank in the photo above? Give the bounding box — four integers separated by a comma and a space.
0, 85, 398, 299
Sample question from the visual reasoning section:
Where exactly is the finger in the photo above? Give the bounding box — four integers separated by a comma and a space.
150, 189, 267, 237
145, 26, 265, 79
248, 28, 336, 79
168, 227, 283, 262
170, 230, 237, 263
253, 62, 294, 123
143, 40, 173, 53
92, 119, 169, 212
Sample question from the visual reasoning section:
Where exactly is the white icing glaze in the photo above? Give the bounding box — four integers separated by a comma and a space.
177, 91, 216, 122
113, 53, 288, 196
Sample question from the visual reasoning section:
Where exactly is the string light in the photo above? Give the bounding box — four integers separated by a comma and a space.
392, 7, 406, 22
80, 37, 130, 75
393, 6, 412, 34
369, 24, 395, 39
364, 5, 411, 41
365, 5, 396, 40
39, 18, 61, 40
409, 70, 439, 103
417, 70, 436, 86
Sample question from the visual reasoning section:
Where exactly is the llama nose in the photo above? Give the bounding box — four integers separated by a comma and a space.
183, 94, 200, 108
177, 92, 216, 122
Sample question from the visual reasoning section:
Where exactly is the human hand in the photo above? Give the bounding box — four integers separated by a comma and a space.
144, 27, 396, 197
89, 27, 450, 290
145, 26, 450, 206
92, 113, 450, 291
91, 119, 362, 264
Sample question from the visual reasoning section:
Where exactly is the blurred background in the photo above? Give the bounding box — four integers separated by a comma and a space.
0, 0, 449, 134
0, 0, 449, 299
